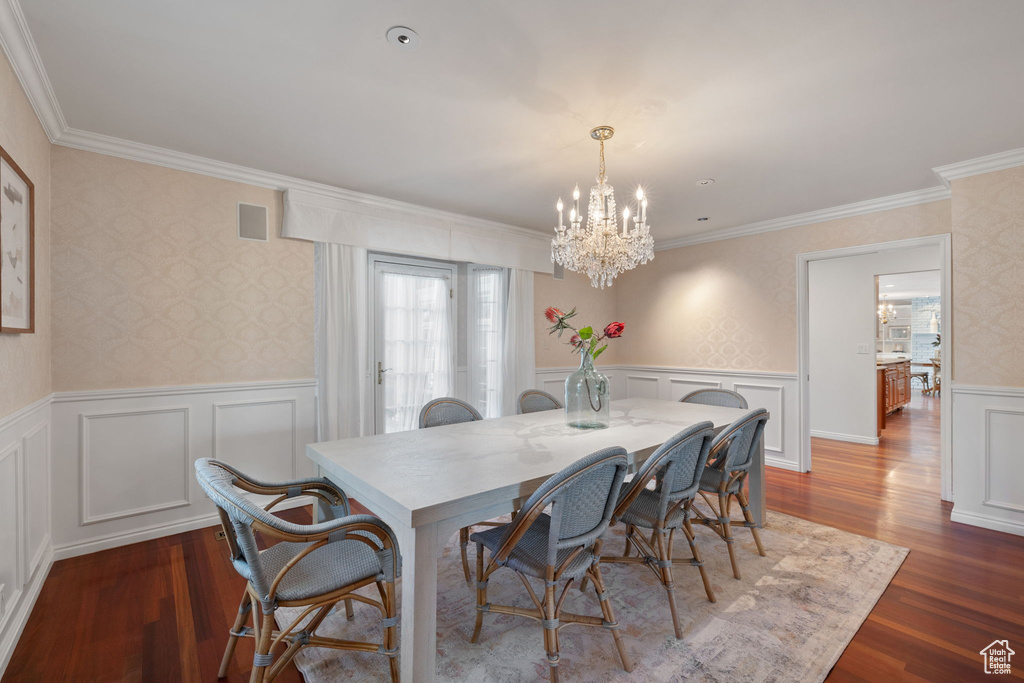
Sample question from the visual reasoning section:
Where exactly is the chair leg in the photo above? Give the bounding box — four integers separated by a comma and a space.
384, 580, 400, 683
543, 579, 560, 681
736, 488, 766, 557
460, 527, 472, 582
471, 542, 487, 643
683, 515, 716, 602
654, 530, 683, 639
219, 592, 252, 678
249, 609, 276, 683
589, 562, 633, 673
344, 598, 355, 620
719, 493, 741, 580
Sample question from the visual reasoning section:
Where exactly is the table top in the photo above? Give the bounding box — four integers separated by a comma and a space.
306, 398, 750, 527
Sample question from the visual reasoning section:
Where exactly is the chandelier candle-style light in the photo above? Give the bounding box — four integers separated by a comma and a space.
551, 126, 654, 289
878, 295, 898, 324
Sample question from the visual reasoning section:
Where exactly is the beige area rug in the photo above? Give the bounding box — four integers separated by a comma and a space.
276, 511, 908, 682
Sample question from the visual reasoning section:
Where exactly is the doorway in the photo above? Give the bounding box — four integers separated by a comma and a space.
797, 235, 952, 501
370, 255, 456, 434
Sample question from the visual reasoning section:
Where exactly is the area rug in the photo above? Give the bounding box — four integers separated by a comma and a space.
276, 511, 908, 682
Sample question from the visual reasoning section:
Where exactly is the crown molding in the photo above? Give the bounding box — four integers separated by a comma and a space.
654, 185, 951, 251
0, 0, 66, 140
932, 147, 1024, 187
56, 127, 549, 244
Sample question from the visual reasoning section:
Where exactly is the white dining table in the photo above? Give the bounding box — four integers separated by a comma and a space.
306, 397, 766, 682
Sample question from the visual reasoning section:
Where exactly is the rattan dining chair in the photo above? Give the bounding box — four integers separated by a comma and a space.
517, 389, 564, 414
195, 459, 401, 683
418, 397, 493, 581
469, 447, 633, 682
599, 422, 717, 638
679, 388, 749, 409
690, 408, 769, 580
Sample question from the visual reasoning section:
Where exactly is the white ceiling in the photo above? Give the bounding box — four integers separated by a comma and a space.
879, 270, 941, 301
19, 0, 1024, 239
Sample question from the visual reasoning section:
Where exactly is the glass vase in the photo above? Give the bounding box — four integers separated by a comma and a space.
565, 347, 611, 429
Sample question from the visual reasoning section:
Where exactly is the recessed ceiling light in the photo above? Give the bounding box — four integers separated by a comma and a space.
696, 179, 715, 186
885, 284, 895, 287
386, 26, 421, 51
697, 217, 710, 221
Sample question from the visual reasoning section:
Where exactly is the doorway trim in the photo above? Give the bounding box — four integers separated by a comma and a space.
796, 234, 952, 501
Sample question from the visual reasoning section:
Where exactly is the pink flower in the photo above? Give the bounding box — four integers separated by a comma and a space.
544, 307, 563, 323
604, 322, 625, 338
570, 334, 582, 347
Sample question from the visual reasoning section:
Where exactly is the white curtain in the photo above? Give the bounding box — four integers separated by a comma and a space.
378, 267, 453, 433
315, 243, 371, 442
468, 267, 507, 418
500, 269, 536, 416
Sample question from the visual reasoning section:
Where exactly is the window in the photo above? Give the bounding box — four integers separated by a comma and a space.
468, 266, 508, 418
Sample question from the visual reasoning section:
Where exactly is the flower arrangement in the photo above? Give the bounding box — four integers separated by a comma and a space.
544, 306, 625, 360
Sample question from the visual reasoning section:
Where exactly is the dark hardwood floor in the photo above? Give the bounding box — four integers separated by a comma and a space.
5, 391, 1022, 681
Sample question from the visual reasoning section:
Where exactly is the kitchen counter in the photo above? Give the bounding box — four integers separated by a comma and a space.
877, 359, 911, 435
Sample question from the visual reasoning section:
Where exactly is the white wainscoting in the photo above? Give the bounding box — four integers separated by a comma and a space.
535, 365, 801, 471
0, 395, 52, 676
950, 384, 1024, 537
50, 379, 316, 560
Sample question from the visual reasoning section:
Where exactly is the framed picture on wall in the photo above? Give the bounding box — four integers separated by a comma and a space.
887, 325, 910, 341
0, 143, 34, 333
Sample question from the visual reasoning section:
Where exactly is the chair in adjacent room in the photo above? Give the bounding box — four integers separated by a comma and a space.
599, 422, 717, 638
679, 388, 749, 409
418, 397, 491, 581
517, 389, 564, 414
194, 459, 401, 683
690, 408, 770, 580
468, 447, 633, 682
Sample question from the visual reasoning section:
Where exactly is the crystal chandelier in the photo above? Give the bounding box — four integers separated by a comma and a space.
551, 126, 654, 289
877, 295, 898, 324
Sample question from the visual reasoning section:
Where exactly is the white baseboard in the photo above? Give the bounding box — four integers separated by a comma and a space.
765, 456, 802, 472
950, 509, 1024, 537
809, 429, 880, 446
0, 544, 53, 677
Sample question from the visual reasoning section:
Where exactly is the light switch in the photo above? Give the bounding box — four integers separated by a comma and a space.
856, 343, 871, 354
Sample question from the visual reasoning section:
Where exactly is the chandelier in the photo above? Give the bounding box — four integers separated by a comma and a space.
551, 126, 654, 289
877, 295, 898, 324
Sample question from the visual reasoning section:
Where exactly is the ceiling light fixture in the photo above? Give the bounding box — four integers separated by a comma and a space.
386, 26, 421, 51
551, 126, 654, 289
696, 179, 715, 186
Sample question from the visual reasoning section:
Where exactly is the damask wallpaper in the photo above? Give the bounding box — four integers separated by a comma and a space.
613, 200, 952, 372
533, 270, 620, 368
51, 147, 314, 391
0, 48, 51, 418
952, 166, 1024, 387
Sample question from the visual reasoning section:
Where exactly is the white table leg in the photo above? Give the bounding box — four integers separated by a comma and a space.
748, 439, 766, 526
400, 520, 439, 683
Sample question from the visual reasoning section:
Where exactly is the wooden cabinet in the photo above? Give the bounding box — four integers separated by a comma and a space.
877, 361, 911, 429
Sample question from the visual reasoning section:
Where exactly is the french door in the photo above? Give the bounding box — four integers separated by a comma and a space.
371, 256, 456, 434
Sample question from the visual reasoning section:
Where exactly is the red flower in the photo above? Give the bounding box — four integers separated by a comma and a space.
570, 334, 582, 347
544, 307, 563, 323
604, 322, 625, 338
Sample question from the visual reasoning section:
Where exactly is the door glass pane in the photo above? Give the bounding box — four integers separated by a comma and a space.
379, 267, 453, 433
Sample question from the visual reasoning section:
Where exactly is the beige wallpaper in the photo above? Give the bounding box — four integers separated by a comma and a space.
51, 147, 314, 390
534, 270, 621, 368
614, 200, 952, 372
952, 166, 1024, 387
0, 49, 51, 418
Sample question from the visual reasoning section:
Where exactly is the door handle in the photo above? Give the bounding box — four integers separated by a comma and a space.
377, 362, 392, 385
